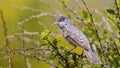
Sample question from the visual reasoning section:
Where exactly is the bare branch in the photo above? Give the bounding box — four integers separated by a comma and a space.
58, 0, 85, 23
12, 5, 41, 13
0, 10, 13, 68
81, 0, 109, 67
113, 41, 120, 56
114, 0, 120, 30
34, 56, 58, 68
115, 0, 120, 15
18, 13, 56, 25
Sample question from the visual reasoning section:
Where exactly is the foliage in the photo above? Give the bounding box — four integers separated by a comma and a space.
0, 0, 120, 68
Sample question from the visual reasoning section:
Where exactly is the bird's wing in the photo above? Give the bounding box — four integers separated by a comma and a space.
64, 27, 90, 51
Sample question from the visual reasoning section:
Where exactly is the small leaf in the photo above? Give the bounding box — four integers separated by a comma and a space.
40, 30, 50, 40
106, 9, 116, 15
115, 39, 119, 44
114, 55, 119, 58
59, 46, 64, 50
117, 0, 120, 7
108, 56, 114, 62
103, 11, 116, 28
52, 38, 58, 45
82, 10, 89, 19
65, 51, 71, 58
67, 14, 72, 19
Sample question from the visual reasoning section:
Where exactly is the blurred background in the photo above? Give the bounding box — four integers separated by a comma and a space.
0, 0, 119, 68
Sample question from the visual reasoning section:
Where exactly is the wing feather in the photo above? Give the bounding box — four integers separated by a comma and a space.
63, 26, 90, 50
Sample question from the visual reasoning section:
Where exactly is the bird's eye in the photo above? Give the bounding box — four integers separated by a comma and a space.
60, 18, 64, 22
58, 17, 65, 22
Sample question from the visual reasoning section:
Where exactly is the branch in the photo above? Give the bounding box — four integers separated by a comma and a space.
34, 56, 58, 68
58, 0, 85, 23
46, 39, 70, 68
113, 41, 120, 56
0, 10, 13, 68
20, 16, 31, 68
115, 0, 120, 15
114, 0, 120, 30
18, 13, 56, 25
81, 0, 109, 67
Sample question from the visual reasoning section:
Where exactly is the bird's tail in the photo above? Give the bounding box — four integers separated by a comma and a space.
84, 50, 102, 64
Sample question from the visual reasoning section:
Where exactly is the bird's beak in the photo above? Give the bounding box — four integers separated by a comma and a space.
51, 22, 57, 26
53, 22, 57, 25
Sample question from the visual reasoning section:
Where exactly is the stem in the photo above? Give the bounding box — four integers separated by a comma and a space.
20, 16, 30, 68
46, 39, 70, 68
81, 0, 109, 67
113, 41, 120, 56
58, 0, 85, 23
0, 10, 13, 68
114, 0, 120, 30
115, 0, 120, 15
34, 56, 58, 68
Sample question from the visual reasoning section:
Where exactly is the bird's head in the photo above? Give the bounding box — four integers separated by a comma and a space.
55, 15, 73, 29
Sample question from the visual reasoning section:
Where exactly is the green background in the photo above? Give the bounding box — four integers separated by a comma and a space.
0, 0, 114, 68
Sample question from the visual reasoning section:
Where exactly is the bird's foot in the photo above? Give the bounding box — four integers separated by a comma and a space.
79, 50, 84, 59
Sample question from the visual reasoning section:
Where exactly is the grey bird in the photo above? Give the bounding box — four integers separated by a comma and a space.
55, 15, 101, 64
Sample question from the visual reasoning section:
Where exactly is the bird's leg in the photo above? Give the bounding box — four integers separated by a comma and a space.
79, 50, 84, 58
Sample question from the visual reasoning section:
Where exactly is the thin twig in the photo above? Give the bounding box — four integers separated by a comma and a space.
81, 0, 109, 67
38, 21, 48, 30
33, 56, 58, 68
46, 39, 70, 68
12, 5, 41, 13
7, 33, 40, 46
115, 0, 120, 30
18, 13, 56, 25
0, 51, 6, 54
20, 16, 31, 68
13, 50, 58, 68
58, 0, 85, 23
113, 41, 120, 56
74, 0, 81, 9
115, 0, 120, 15
0, 10, 13, 68
11, 47, 50, 52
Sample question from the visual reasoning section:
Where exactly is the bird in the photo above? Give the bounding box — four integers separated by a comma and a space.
55, 15, 101, 64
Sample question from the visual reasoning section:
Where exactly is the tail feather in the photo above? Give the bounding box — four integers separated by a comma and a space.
84, 50, 102, 64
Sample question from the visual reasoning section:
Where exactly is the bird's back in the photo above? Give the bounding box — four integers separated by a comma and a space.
62, 25, 91, 50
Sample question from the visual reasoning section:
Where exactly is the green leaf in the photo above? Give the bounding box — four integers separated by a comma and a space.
82, 10, 89, 19
67, 14, 72, 19
52, 38, 58, 45
106, 9, 116, 15
103, 11, 116, 28
40, 30, 51, 40
115, 39, 119, 44
117, 0, 120, 7
64, 49, 70, 58
108, 56, 114, 62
